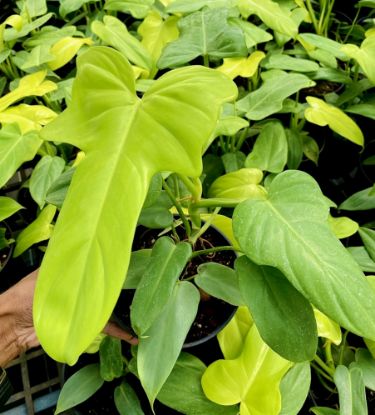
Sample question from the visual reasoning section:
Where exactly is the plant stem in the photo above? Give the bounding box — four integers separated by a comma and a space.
305, 0, 319, 34
177, 174, 201, 201
190, 245, 241, 258
162, 178, 192, 238
324, 340, 335, 370
193, 197, 240, 208
314, 354, 335, 377
338, 330, 349, 365
235, 127, 249, 151
189, 206, 220, 245
203, 54, 209, 67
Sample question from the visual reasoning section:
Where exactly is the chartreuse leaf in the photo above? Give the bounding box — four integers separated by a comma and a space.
245, 121, 288, 172
25, 0, 47, 17
30, 156, 66, 209
359, 227, 375, 262
0, 104, 57, 133
157, 352, 238, 415
305, 97, 364, 147
339, 187, 375, 211
208, 168, 266, 202
238, 0, 298, 38
34, 46, 236, 364
48, 36, 93, 71
0, 71, 56, 112
14, 204, 56, 257
341, 30, 375, 85
104, 0, 154, 18
202, 325, 292, 415
314, 309, 342, 345
235, 256, 318, 362
237, 72, 314, 120
280, 362, 311, 415
298, 33, 349, 61
0, 124, 42, 188
195, 262, 244, 306
4, 14, 53, 42
99, 336, 123, 381
138, 11, 179, 73
216, 51, 265, 79
92, 16, 152, 73
55, 364, 104, 414
334, 365, 368, 415
0, 196, 23, 221
158, 8, 247, 69
138, 281, 200, 406
115, 382, 144, 415
328, 215, 359, 239
217, 306, 253, 360
232, 170, 375, 340
131, 237, 192, 334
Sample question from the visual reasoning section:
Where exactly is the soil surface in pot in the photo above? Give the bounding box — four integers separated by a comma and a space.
115, 224, 237, 346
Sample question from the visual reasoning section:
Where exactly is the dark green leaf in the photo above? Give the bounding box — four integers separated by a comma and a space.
235, 256, 317, 362
45, 167, 75, 209
124, 249, 152, 289
286, 129, 303, 169
195, 262, 243, 306
99, 336, 123, 381
222, 151, 246, 173
55, 364, 104, 414
115, 381, 144, 415
138, 206, 173, 228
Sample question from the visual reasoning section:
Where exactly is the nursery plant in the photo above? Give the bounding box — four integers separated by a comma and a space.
1, 0, 375, 414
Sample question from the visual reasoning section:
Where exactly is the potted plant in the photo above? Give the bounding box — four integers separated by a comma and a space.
1, 0, 375, 414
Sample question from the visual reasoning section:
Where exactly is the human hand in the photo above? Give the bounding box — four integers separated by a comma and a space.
0, 269, 137, 367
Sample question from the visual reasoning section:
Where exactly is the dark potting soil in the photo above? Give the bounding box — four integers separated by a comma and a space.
116, 224, 237, 346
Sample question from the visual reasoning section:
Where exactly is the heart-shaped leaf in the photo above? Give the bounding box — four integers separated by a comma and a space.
235, 256, 318, 362
202, 324, 292, 415
232, 170, 375, 340
305, 97, 364, 146
34, 46, 237, 364
216, 51, 266, 79
158, 8, 247, 68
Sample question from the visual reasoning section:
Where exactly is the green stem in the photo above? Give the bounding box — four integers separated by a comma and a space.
235, 127, 249, 151
177, 174, 201, 201
305, 0, 319, 34
314, 354, 335, 377
324, 340, 335, 370
162, 179, 192, 238
343, 7, 361, 43
189, 206, 220, 245
311, 362, 334, 383
193, 198, 240, 208
338, 330, 349, 365
190, 245, 241, 259
203, 54, 209, 67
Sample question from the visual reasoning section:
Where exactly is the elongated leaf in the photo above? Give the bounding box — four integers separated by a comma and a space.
238, 0, 298, 38
334, 365, 368, 415
0, 124, 42, 188
232, 170, 375, 340
104, 0, 154, 18
305, 97, 364, 146
216, 51, 265, 79
48, 36, 93, 71
245, 120, 288, 172
92, 16, 152, 72
236, 256, 317, 362
158, 352, 238, 415
237, 72, 314, 120
311, 408, 340, 415
0, 104, 57, 133
138, 281, 200, 406
115, 382, 144, 415
131, 237, 192, 334
341, 31, 375, 85
34, 46, 236, 364
202, 325, 292, 414
4, 13, 53, 42
30, 156, 65, 209
217, 306, 253, 360
208, 168, 266, 201
354, 349, 375, 391
99, 336, 123, 381
298, 33, 349, 61
359, 227, 375, 262
158, 8, 247, 68
55, 364, 104, 414
280, 362, 311, 415
195, 262, 244, 306
286, 128, 303, 169
0, 196, 23, 222
263, 53, 319, 72
14, 204, 56, 257
339, 187, 375, 211
346, 103, 375, 120
347, 246, 375, 272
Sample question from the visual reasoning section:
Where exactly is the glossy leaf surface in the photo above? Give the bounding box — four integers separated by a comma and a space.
237, 72, 314, 120
138, 281, 200, 406
202, 324, 292, 415
158, 352, 238, 415
235, 256, 317, 362
131, 237, 192, 335
305, 97, 364, 146
34, 46, 236, 364
233, 170, 375, 340
158, 8, 247, 68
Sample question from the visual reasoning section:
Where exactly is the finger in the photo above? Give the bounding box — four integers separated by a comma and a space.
103, 321, 138, 345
